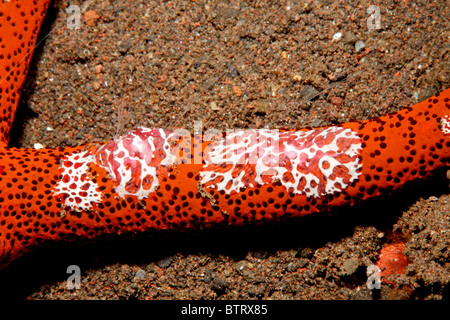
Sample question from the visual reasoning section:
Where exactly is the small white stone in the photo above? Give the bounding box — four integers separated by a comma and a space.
333, 32, 342, 41
33, 143, 44, 149
355, 40, 366, 52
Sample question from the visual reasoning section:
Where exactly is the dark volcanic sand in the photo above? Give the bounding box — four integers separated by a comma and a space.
1, 0, 449, 300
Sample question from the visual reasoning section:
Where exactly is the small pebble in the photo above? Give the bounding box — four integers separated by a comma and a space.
251, 250, 270, 260
328, 72, 347, 82
235, 260, 250, 272
286, 262, 298, 272
376, 39, 388, 52
418, 87, 437, 102
210, 101, 220, 111
232, 86, 242, 97
228, 67, 239, 78
333, 32, 342, 41
202, 269, 213, 283
117, 40, 132, 54
298, 258, 309, 268
94, 64, 103, 74
253, 100, 270, 114
340, 258, 360, 276
329, 96, 344, 106
300, 85, 320, 101
310, 118, 322, 127
297, 247, 313, 259
33, 143, 44, 149
212, 277, 229, 291
247, 285, 263, 297
355, 40, 366, 52
344, 32, 357, 44
85, 10, 100, 27
93, 81, 101, 91
134, 268, 147, 279
291, 74, 302, 82
157, 256, 173, 268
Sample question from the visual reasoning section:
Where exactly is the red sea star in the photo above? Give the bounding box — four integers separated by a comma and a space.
0, 0, 449, 270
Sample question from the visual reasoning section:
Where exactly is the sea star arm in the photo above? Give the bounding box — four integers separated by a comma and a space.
0, 0, 449, 269
0, 0, 52, 147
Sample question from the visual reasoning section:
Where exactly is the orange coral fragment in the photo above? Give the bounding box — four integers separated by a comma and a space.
377, 243, 409, 276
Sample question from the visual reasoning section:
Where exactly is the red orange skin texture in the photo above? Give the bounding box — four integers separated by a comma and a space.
0, 0, 449, 269
0, 90, 449, 268
0, 0, 51, 147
